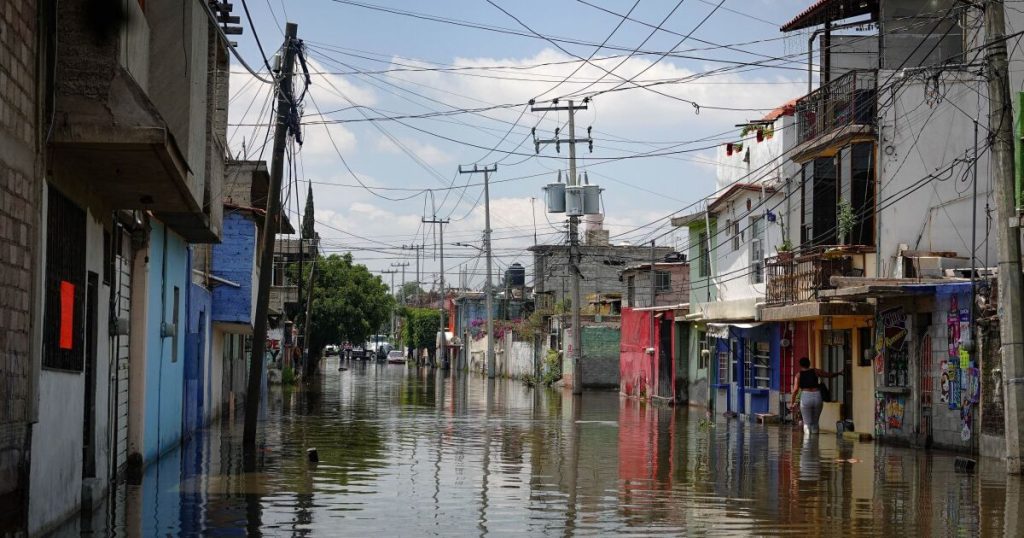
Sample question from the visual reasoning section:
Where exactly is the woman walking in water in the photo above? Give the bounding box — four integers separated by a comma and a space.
790, 357, 843, 434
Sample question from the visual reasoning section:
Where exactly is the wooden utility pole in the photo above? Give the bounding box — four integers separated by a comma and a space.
244, 22, 298, 451
531, 98, 592, 395
458, 164, 499, 378
422, 217, 450, 368
986, 1, 1024, 473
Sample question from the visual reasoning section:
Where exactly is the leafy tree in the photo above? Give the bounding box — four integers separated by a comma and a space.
398, 281, 425, 305
292, 254, 395, 355
401, 307, 441, 355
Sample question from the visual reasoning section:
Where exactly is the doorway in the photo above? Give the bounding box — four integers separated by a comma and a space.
658, 317, 673, 399
823, 329, 853, 419
83, 272, 99, 480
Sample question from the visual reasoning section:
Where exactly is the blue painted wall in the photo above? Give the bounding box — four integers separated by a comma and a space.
211, 212, 256, 324
184, 280, 211, 440
142, 221, 189, 464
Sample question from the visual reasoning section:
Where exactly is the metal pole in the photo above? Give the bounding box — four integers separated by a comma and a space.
986, 0, 1024, 473
439, 222, 447, 369
245, 22, 298, 451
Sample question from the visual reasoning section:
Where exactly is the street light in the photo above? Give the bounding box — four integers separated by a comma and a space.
451, 241, 495, 378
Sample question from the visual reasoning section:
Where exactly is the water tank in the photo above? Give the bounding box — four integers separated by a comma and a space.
582, 185, 602, 214
506, 263, 526, 287
565, 186, 584, 216
544, 182, 565, 213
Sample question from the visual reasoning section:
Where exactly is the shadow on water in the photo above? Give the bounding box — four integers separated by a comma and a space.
67, 356, 1024, 536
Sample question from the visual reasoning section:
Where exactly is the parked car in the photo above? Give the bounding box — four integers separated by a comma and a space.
324, 344, 339, 356
386, 349, 406, 364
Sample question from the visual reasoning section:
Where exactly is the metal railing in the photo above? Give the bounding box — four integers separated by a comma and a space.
764, 246, 860, 306
796, 69, 877, 145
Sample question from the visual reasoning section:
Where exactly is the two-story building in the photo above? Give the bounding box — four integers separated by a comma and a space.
618, 256, 690, 402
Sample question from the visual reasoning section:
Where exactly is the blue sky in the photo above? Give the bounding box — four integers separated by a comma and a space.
228, 0, 823, 289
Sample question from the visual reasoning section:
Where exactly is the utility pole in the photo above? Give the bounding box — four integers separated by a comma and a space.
531, 98, 592, 395
649, 240, 656, 349
402, 244, 423, 306
423, 217, 450, 368
302, 241, 318, 375
986, 0, 1024, 473
459, 164, 499, 378
392, 262, 409, 304
381, 269, 398, 341
245, 22, 298, 450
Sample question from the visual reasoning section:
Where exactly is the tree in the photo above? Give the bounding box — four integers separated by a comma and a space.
293, 254, 395, 356
401, 307, 440, 358
301, 183, 315, 240
398, 281, 425, 305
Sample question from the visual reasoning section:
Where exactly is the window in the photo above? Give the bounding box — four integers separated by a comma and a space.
627, 275, 636, 306
698, 331, 709, 369
750, 216, 765, 284
717, 350, 730, 385
698, 231, 710, 277
43, 186, 87, 371
731, 220, 741, 251
655, 271, 671, 293
747, 341, 770, 389
850, 143, 875, 244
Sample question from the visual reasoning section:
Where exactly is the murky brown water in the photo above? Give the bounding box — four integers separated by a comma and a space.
74, 358, 1023, 536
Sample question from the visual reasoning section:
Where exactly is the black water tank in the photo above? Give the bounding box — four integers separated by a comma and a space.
506, 263, 526, 287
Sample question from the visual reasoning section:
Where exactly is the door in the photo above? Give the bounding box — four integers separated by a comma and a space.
658, 317, 673, 398
182, 310, 206, 441
824, 330, 853, 419
83, 272, 99, 480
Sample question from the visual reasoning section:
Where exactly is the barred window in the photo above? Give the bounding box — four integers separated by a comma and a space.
43, 185, 87, 371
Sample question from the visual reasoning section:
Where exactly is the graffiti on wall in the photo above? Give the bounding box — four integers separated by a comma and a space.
875, 393, 907, 434
879, 307, 909, 387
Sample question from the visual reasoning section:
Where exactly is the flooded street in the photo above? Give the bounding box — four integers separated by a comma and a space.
76, 358, 1023, 536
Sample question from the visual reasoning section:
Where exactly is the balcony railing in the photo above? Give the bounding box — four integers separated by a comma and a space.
796, 69, 877, 145
764, 246, 866, 306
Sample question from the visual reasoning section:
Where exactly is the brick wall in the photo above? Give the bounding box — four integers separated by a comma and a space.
581, 325, 620, 388
0, 0, 40, 528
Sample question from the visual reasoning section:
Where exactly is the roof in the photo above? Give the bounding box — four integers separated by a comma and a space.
707, 183, 778, 214
780, 0, 878, 32
670, 211, 707, 228
621, 261, 689, 273
763, 99, 797, 121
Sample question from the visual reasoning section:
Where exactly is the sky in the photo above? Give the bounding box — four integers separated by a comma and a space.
226, 0, 827, 292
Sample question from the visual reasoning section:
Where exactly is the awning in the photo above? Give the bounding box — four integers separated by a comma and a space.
780, 0, 878, 32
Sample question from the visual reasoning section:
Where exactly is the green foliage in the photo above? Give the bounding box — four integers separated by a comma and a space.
837, 200, 856, 244
291, 253, 395, 353
402, 307, 441, 351
524, 349, 562, 387
281, 366, 297, 385
301, 184, 316, 240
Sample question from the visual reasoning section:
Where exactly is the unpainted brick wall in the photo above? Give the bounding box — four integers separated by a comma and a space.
0, 0, 40, 514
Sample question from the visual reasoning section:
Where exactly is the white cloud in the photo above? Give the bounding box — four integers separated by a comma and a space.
373, 135, 453, 166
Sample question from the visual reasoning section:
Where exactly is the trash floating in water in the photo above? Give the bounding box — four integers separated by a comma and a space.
834, 458, 862, 463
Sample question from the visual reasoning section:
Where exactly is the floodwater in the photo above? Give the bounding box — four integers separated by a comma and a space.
72, 358, 1023, 536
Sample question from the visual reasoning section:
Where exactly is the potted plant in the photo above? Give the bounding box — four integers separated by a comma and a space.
837, 200, 856, 246
776, 239, 795, 262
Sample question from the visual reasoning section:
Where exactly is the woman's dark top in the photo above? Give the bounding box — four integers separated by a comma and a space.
798, 369, 819, 389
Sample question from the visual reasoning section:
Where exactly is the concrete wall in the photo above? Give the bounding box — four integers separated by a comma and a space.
876, 70, 995, 275
929, 285, 978, 452
715, 113, 796, 190
713, 190, 784, 303
508, 341, 534, 380
581, 325, 620, 388
0, 0, 41, 528
211, 212, 257, 324
687, 218, 718, 305
532, 244, 672, 305
28, 212, 112, 535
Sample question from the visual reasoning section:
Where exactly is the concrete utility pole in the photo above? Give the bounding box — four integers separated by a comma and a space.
423, 217, 450, 368
381, 269, 398, 341
649, 240, 657, 349
392, 262, 409, 305
986, 0, 1024, 473
531, 98, 592, 395
459, 164, 499, 378
245, 22, 298, 451
402, 244, 424, 306
302, 243, 318, 375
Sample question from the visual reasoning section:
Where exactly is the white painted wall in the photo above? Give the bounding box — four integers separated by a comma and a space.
715, 114, 794, 192
29, 213, 112, 534
508, 341, 534, 380
711, 190, 785, 304
876, 70, 994, 276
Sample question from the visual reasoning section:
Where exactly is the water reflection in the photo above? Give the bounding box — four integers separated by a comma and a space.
69, 357, 1024, 536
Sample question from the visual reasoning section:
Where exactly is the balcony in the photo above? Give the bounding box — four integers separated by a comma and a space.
764, 246, 874, 306
795, 69, 877, 148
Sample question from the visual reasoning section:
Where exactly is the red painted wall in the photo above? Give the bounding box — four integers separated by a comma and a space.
619, 308, 675, 399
